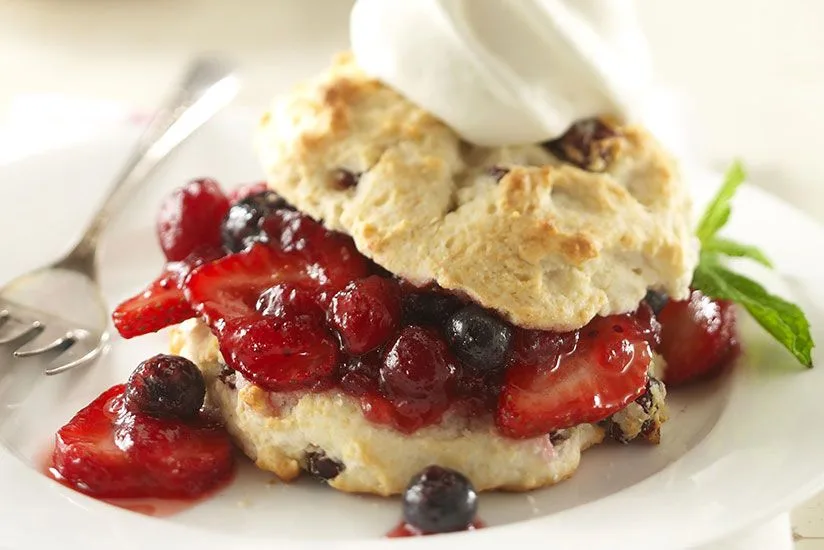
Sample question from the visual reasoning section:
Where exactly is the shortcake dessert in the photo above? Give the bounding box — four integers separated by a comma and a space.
45, 1, 813, 538
126, 53, 690, 496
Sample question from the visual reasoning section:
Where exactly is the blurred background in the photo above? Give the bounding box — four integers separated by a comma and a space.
1, 0, 823, 214
1, 0, 823, 222
0, 0, 823, 545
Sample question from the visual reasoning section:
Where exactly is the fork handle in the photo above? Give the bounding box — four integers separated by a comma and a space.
57, 57, 239, 274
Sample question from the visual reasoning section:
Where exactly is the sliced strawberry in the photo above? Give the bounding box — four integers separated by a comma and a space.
112, 247, 223, 339
309, 232, 372, 289
634, 301, 663, 349
658, 289, 739, 386
260, 209, 370, 289
51, 385, 234, 499
112, 274, 192, 339
496, 314, 651, 439
184, 243, 314, 328
185, 245, 349, 391
219, 316, 339, 391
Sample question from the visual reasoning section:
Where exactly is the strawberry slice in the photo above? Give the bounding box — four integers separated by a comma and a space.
658, 289, 739, 386
496, 314, 651, 439
186, 245, 347, 391
219, 316, 339, 391
112, 270, 194, 339
112, 248, 223, 339
51, 385, 234, 499
184, 243, 314, 328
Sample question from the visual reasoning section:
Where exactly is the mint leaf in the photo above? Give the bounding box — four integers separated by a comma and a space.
693, 260, 814, 367
696, 161, 746, 244
693, 161, 815, 369
703, 237, 773, 268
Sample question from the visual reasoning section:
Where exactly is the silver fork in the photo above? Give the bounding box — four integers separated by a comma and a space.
0, 57, 238, 375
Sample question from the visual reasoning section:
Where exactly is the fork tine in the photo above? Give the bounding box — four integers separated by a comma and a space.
13, 332, 75, 358
44, 342, 104, 376
0, 321, 43, 345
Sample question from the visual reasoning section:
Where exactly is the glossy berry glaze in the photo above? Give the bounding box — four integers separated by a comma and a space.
399, 465, 480, 536
387, 520, 485, 538
657, 289, 740, 386
112, 179, 738, 440
49, 385, 235, 500
45, 463, 223, 518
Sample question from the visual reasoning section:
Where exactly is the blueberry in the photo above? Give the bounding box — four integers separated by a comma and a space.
125, 354, 206, 419
445, 305, 512, 372
329, 168, 360, 190
305, 449, 345, 480
644, 290, 669, 315
402, 292, 462, 326
635, 376, 664, 414
403, 465, 478, 533
221, 190, 286, 253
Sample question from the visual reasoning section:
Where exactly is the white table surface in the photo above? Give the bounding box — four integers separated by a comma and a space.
0, 1, 822, 547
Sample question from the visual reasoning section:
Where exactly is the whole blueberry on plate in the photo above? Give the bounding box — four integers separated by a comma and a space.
125, 354, 206, 419
402, 465, 478, 533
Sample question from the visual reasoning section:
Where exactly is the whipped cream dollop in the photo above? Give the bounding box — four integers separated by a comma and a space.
350, 0, 652, 146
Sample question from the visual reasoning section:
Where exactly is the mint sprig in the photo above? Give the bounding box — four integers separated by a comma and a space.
696, 160, 746, 243
702, 237, 773, 269
692, 162, 814, 367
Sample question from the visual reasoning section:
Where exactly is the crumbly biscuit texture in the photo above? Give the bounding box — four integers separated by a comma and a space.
256, 53, 698, 331
170, 319, 604, 495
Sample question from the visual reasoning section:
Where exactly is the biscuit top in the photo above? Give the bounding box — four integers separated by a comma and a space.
256, 53, 697, 332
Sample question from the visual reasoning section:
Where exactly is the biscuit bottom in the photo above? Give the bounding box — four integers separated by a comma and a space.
171, 319, 611, 495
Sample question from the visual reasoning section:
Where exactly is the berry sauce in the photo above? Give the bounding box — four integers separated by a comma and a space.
386, 520, 485, 538
47, 384, 236, 505
44, 462, 232, 517
112, 181, 713, 440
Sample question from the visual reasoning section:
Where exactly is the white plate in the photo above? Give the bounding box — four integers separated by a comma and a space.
0, 111, 821, 550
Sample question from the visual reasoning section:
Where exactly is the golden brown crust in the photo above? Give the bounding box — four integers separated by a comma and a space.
256, 54, 697, 331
